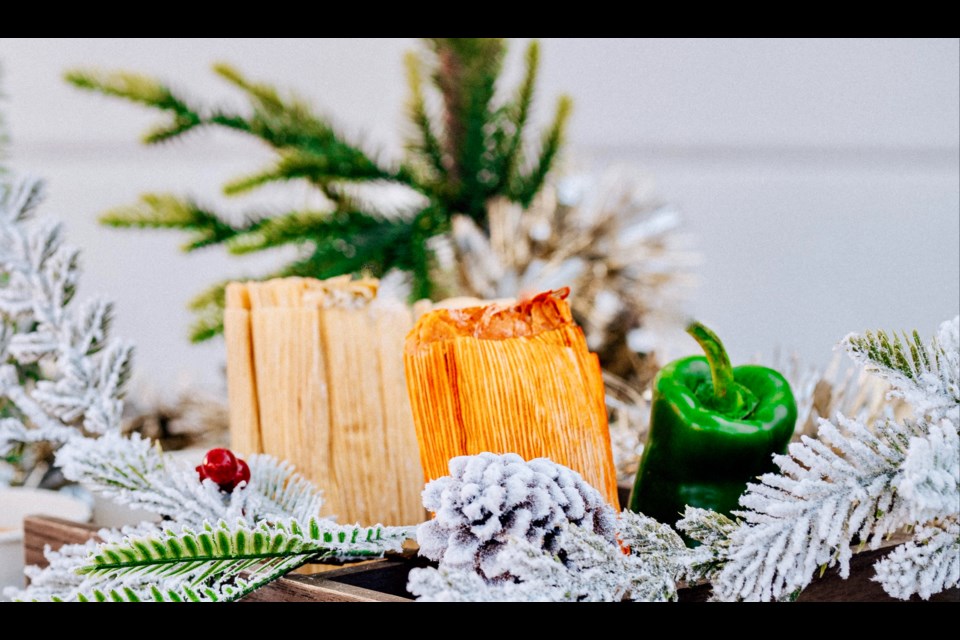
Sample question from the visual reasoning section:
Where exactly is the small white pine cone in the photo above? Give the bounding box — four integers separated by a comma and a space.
417, 452, 616, 580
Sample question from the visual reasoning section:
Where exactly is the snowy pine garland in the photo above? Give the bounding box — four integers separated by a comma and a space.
3, 176, 956, 603
0, 175, 414, 602
17, 517, 412, 602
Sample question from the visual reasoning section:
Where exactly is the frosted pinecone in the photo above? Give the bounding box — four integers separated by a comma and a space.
417, 452, 616, 580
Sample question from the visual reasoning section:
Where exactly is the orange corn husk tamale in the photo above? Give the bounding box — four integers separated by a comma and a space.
404, 288, 620, 508
225, 276, 425, 525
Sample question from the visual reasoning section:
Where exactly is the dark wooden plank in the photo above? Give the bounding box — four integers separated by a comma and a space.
797, 544, 959, 603
22, 516, 100, 568
243, 572, 410, 602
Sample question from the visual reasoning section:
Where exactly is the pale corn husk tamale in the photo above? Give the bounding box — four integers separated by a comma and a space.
225, 276, 425, 525
404, 288, 621, 509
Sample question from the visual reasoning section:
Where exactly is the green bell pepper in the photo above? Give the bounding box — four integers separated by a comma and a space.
628, 321, 797, 526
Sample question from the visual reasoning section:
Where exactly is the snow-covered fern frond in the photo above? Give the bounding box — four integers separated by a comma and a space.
14, 518, 412, 602
244, 453, 324, 522
709, 416, 917, 601
676, 507, 737, 583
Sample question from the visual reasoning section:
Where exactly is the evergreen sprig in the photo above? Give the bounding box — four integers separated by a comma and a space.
66, 518, 412, 603
66, 39, 570, 342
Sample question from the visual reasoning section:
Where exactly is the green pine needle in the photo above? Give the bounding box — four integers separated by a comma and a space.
513, 94, 572, 207
100, 194, 244, 252
498, 40, 540, 189
187, 282, 231, 343
212, 63, 286, 112
404, 51, 447, 182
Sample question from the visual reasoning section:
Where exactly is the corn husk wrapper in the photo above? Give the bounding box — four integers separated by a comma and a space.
225, 276, 425, 526
404, 288, 620, 509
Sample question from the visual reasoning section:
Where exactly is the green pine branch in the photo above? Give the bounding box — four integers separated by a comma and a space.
845, 329, 930, 384
842, 318, 959, 418
404, 52, 447, 185
186, 280, 233, 343
511, 94, 572, 207
496, 40, 540, 193
99, 194, 249, 252
68, 39, 570, 341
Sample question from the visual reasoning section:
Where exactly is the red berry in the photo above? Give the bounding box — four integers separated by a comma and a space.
198, 448, 239, 486
233, 458, 251, 488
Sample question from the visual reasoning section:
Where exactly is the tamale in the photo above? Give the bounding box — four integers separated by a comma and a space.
225, 276, 425, 525
404, 288, 621, 508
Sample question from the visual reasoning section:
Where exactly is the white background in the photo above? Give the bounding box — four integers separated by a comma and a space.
1, 38, 957, 393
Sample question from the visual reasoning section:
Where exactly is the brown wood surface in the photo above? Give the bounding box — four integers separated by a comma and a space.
23, 516, 101, 568
22, 515, 959, 602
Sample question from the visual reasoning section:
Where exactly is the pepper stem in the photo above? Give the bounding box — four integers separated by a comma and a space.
686, 321, 757, 418
687, 322, 735, 399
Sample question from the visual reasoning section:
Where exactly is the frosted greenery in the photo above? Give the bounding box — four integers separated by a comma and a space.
2, 175, 414, 602
683, 316, 959, 601
15, 517, 412, 602
1, 178, 134, 484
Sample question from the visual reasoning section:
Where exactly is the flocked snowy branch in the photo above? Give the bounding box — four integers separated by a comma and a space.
2, 175, 413, 602
682, 316, 960, 601
55, 431, 322, 526
0, 177, 134, 490
16, 516, 412, 603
